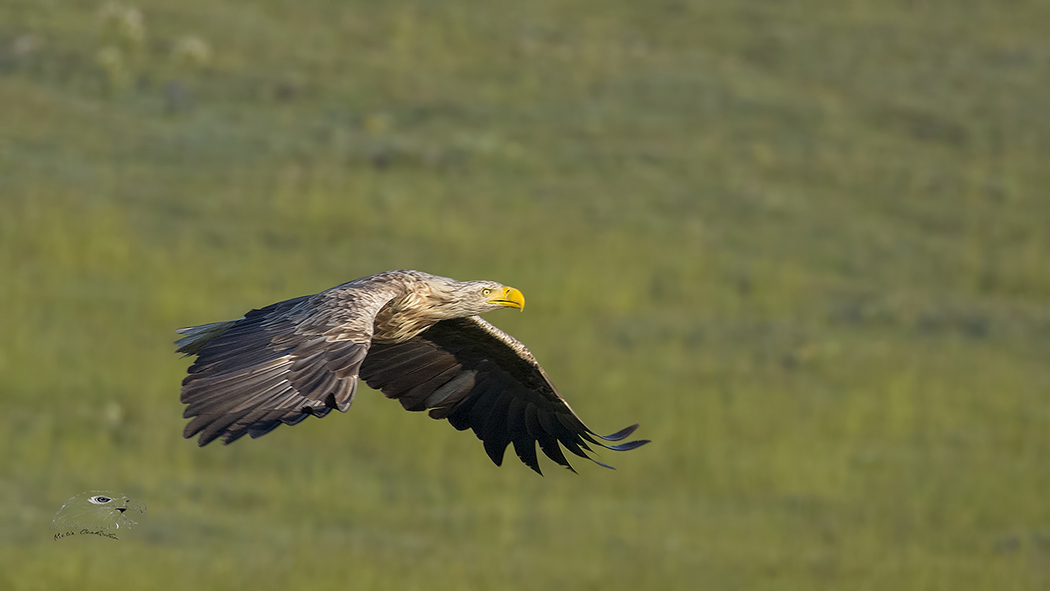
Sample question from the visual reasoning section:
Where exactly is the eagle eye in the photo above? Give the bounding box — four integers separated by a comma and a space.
89, 495, 112, 504
482, 288, 493, 296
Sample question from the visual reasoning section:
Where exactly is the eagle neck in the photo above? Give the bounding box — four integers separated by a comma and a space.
371, 272, 457, 343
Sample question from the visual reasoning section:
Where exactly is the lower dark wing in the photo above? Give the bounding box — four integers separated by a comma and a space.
180, 294, 375, 446
360, 316, 649, 474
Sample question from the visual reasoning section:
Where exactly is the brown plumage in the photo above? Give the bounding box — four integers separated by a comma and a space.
176, 270, 648, 474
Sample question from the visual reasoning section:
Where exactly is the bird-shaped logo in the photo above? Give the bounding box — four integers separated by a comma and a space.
51, 491, 146, 538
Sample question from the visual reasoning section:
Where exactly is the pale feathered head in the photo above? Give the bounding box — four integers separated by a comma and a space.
424, 277, 526, 318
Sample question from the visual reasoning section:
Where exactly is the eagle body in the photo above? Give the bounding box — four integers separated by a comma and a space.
176, 270, 647, 473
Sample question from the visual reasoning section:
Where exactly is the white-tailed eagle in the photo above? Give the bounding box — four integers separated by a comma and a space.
176, 270, 648, 474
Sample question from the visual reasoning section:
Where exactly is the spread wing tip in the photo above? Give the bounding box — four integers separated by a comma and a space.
576, 425, 649, 470
538, 425, 648, 474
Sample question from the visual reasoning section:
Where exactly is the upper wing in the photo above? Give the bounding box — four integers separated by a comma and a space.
179, 281, 401, 446
359, 316, 649, 474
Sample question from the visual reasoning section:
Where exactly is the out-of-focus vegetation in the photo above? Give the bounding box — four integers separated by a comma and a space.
1, 0, 1048, 588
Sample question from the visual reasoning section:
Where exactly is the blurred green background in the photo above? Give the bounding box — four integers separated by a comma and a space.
1, 0, 1048, 588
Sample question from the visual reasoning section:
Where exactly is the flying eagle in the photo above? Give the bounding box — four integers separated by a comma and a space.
176, 270, 648, 474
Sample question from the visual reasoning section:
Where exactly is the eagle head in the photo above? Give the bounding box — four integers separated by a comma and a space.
430, 278, 525, 317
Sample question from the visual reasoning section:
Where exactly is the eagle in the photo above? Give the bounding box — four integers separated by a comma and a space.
176, 270, 648, 474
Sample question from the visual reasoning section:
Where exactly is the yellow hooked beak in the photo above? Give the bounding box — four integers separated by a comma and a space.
489, 286, 525, 311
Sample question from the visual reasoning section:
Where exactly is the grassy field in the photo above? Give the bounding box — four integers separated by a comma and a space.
1, 0, 1048, 588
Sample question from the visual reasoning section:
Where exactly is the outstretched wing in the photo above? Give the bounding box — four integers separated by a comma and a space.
180, 281, 401, 446
360, 316, 649, 474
